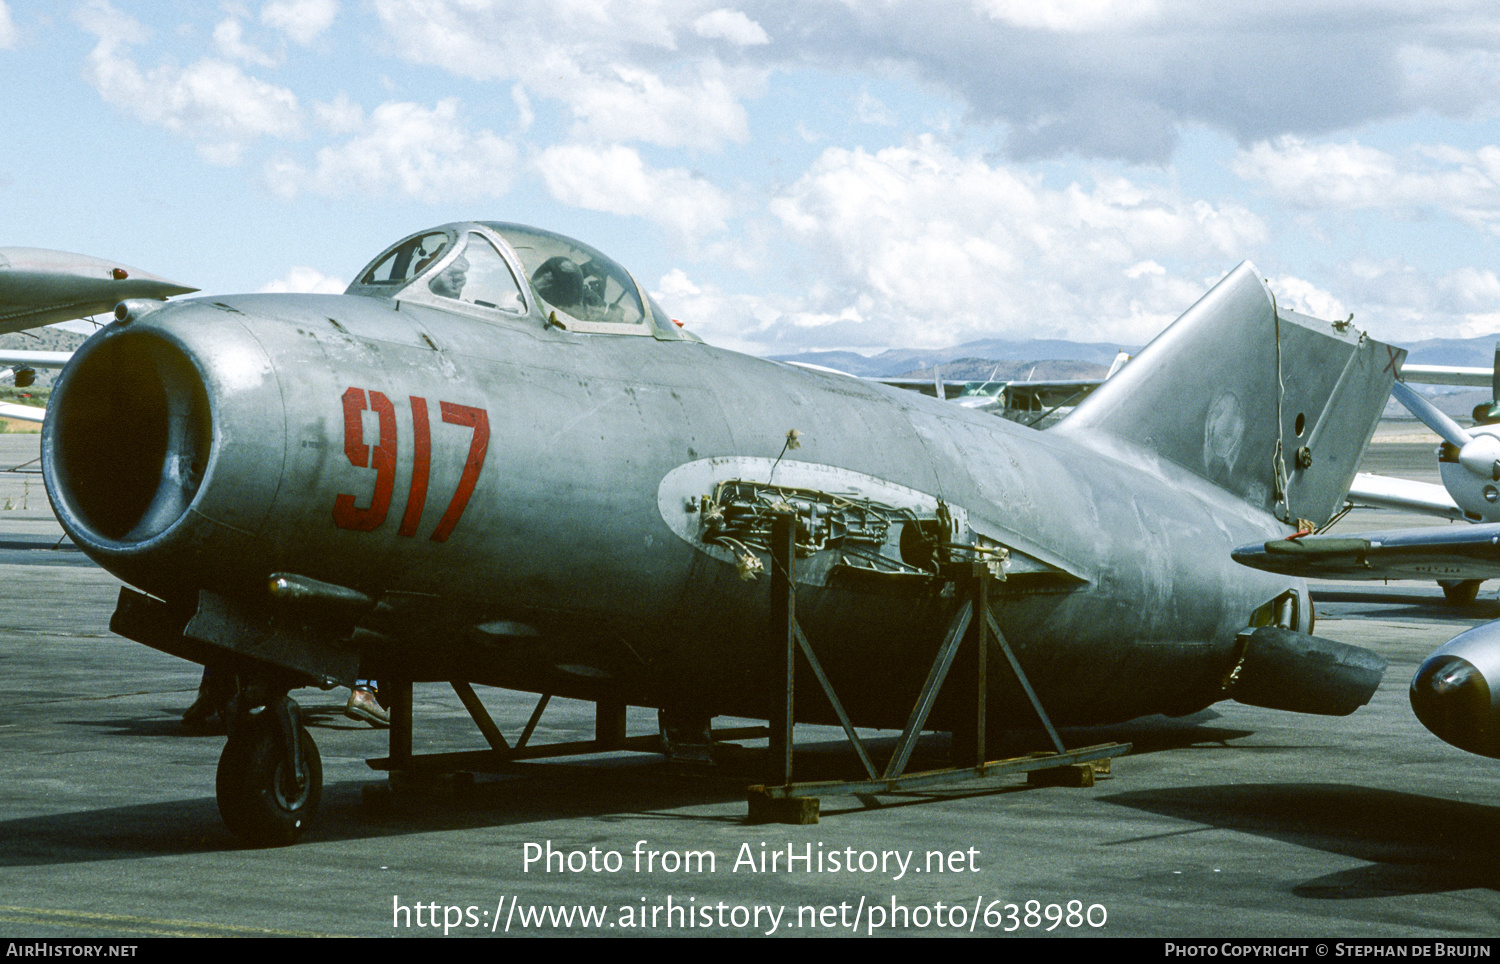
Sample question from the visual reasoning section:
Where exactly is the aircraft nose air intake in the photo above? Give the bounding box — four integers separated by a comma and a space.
1405, 619, 1500, 759
46, 330, 212, 544
1411, 653, 1499, 758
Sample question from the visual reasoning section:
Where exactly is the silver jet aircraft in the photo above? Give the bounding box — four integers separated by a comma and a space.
40, 222, 1399, 844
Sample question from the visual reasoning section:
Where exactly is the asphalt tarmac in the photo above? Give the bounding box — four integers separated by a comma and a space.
3, 427, 1500, 939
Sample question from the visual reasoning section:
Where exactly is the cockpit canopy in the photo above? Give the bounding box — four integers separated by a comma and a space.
345, 221, 687, 340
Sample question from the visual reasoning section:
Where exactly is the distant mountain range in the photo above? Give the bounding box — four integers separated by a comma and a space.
771, 332, 1500, 378
1399, 336, 1500, 369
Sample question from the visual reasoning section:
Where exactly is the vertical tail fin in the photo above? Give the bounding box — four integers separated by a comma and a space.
1054, 262, 1402, 527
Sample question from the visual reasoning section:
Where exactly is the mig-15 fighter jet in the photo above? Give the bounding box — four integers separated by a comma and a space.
37, 222, 1397, 844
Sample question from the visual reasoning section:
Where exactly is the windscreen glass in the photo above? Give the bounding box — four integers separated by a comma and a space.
486, 223, 644, 327
359, 231, 451, 287
427, 233, 526, 314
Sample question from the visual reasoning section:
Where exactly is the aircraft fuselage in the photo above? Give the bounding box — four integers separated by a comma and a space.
46, 290, 1301, 731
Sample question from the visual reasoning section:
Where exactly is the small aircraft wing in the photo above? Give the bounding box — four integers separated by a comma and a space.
1399, 341, 1500, 388
879, 352, 1127, 414
876, 375, 961, 399
779, 360, 859, 378
0, 400, 45, 424
878, 375, 1105, 404
1233, 523, 1500, 582
997, 378, 1103, 408
1400, 364, 1493, 388
1346, 472, 1466, 521
0, 350, 73, 369
0, 247, 197, 334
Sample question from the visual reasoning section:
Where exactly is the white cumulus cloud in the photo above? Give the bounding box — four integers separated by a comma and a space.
75, 1, 301, 164
1266, 275, 1349, 322
1298, 257, 1500, 343
372, 0, 756, 150
0, 1, 17, 49
213, 18, 278, 67
974, 0, 1161, 33
260, 266, 346, 294
261, 0, 339, 46
213, 0, 1500, 166
537, 143, 733, 242
756, 136, 1266, 350
649, 270, 795, 355
692, 8, 769, 45
267, 98, 518, 200
1234, 136, 1500, 234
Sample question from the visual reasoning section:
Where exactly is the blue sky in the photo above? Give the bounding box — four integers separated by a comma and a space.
4, 1, 1500, 357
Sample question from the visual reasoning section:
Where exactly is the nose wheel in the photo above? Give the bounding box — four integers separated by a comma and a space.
215, 694, 322, 846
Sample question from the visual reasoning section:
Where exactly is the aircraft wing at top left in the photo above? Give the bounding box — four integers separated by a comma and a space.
0, 247, 197, 334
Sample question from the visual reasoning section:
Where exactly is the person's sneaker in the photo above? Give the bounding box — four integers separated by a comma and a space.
345, 687, 390, 727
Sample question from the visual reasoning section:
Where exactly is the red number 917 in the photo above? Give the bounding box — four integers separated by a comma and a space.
333, 387, 489, 543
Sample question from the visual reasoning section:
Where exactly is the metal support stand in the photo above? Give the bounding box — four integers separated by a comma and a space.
362, 516, 1123, 822
769, 509, 796, 787
388, 678, 413, 769
747, 523, 1128, 825
378, 677, 470, 797
366, 683, 769, 778
451, 680, 509, 752
595, 699, 627, 750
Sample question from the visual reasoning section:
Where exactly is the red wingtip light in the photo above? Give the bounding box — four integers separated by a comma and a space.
112, 267, 128, 280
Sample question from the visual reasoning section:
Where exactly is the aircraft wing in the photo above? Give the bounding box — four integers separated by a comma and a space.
1233, 523, 1500, 581
0, 400, 45, 424
875, 375, 959, 399
0, 350, 73, 369
1400, 364, 1493, 388
878, 375, 1104, 403
1346, 472, 1466, 521
961, 378, 1106, 421
996, 378, 1102, 404
879, 352, 1127, 409
0, 247, 196, 334
779, 360, 859, 378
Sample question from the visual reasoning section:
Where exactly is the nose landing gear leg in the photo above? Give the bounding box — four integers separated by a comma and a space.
216, 688, 322, 846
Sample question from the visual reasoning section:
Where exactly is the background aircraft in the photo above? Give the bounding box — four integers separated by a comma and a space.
0, 349, 74, 425
873, 351, 1132, 426
1235, 516, 1500, 760
1346, 354, 1500, 526
1237, 346, 1500, 601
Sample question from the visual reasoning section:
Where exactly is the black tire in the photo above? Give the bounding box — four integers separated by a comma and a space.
216, 712, 321, 846
1440, 579, 1483, 605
